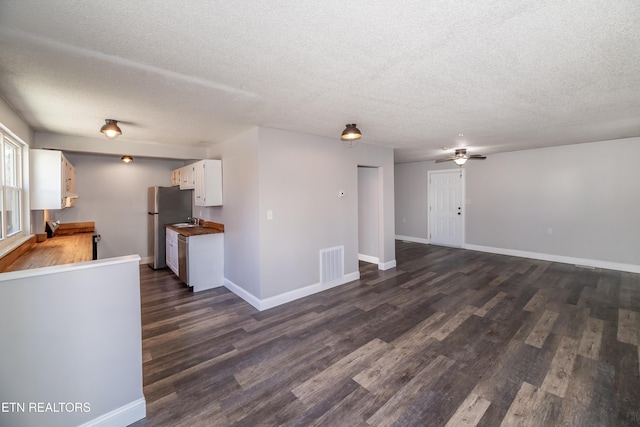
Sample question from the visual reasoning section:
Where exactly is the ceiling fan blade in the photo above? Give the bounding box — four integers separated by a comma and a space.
468, 155, 487, 160
435, 157, 456, 163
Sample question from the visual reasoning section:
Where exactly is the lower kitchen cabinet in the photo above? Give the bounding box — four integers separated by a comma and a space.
184, 233, 224, 291
166, 228, 179, 276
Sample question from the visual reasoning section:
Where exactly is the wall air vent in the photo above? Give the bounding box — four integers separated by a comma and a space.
320, 246, 344, 285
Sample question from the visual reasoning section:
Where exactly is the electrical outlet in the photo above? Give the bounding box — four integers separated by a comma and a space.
547, 227, 553, 235
267, 210, 273, 220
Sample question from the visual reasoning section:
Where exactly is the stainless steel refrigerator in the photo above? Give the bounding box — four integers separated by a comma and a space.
148, 186, 192, 269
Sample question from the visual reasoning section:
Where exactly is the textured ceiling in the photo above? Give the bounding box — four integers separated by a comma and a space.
0, 1, 639, 163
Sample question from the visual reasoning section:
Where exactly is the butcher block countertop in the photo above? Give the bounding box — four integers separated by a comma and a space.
166, 220, 224, 237
2, 234, 94, 272
0, 222, 95, 273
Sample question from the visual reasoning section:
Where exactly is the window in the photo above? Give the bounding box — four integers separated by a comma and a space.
0, 131, 24, 241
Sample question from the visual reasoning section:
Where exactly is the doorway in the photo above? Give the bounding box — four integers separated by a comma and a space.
358, 166, 380, 265
428, 169, 465, 248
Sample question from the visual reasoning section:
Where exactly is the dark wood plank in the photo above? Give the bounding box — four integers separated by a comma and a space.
130, 241, 640, 427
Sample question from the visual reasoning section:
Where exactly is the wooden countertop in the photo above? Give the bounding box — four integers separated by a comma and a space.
166, 221, 224, 237
2, 233, 94, 272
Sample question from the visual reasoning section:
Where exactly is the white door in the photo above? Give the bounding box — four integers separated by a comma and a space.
428, 170, 464, 247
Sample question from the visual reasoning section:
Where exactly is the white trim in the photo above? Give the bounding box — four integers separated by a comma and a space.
0, 255, 141, 281
78, 398, 146, 427
224, 278, 262, 311
395, 235, 429, 245
379, 259, 397, 270
225, 271, 360, 311
465, 244, 640, 274
358, 254, 379, 264
139, 256, 153, 265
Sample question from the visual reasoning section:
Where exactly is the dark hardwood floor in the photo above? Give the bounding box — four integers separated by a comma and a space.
131, 241, 640, 426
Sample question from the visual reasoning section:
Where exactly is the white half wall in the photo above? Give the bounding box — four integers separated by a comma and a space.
48, 152, 186, 260
0, 256, 145, 427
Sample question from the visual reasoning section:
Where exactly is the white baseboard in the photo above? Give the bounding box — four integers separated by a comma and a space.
358, 254, 379, 264
224, 278, 262, 311
225, 271, 360, 311
465, 244, 640, 274
138, 256, 153, 265
396, 235, 429, 245
379, 259, 397, 270
78, 398, 146, 427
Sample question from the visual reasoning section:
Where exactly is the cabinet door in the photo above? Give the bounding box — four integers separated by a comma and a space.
30, 149, 65, 210
194, 162, 205, 205
170, 169, 180, 186
179, 165, 195, 190
166, 229, 179, 275
194, 160, 222, 206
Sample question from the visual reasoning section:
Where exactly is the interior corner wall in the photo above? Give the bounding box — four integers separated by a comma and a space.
200, 127, 261, 298
394, 161, 453, 240
395, 137, 640, 267
257, 127, 394, 299
0, 97, 33, 146
50, 152, 185, 260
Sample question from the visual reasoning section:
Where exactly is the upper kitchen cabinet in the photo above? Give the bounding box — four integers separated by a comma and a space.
30, 149, 78, 210
170, 169, 180, 186
179, 164, 195, 190
194, 159, 222, 206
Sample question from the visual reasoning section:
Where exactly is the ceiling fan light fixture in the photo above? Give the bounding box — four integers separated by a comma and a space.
454, 157, 468, 166
341, 124, 361, 147
100, 119, 122, 139
121, 155, 133, 164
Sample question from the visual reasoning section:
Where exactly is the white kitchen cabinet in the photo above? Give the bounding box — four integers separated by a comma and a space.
194, 159, 222, 206
30, 149, 77, 210
179, 164, 195, 190
170, 168, 180, 186
184, 233, 224, 292
166, 228, 179, 275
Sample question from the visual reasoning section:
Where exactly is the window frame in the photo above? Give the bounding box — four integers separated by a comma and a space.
0, 122, 29, 255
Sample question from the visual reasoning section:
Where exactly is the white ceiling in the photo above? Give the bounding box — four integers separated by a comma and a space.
1, 1, 639, 163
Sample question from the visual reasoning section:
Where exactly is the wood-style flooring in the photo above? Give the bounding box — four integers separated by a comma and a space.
131, 241, 640, 426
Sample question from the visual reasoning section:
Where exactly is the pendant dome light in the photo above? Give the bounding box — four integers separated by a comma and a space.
100, 119, 122, 139
121, 155, 133, 164
341, 123, 361, 148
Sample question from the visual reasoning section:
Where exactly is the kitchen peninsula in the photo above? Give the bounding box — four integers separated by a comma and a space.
165, 220, 224, 292
0, 222, 97, 272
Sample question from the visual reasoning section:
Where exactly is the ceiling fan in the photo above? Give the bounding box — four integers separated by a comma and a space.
436, 148, 486, 165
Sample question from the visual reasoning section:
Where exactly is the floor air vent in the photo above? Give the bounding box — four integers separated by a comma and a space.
320, 246, 344, 284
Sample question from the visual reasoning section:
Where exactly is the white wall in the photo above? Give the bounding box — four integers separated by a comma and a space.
0, 97, 33, 146
49, 152, 185, 260
394, 137, 640, 270
257, 127, 395, 299
201, 127, 261, 298
200, 126, 395, 306
358, 166, 379, 261
0, 256, 145, 427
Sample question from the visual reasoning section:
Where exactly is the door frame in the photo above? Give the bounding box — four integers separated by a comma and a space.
427, 168, 465, 248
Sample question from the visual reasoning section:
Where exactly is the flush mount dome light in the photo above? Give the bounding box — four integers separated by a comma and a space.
121, 155, 133, 164
100, 119, 122, 139
341, 124, 362, 148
